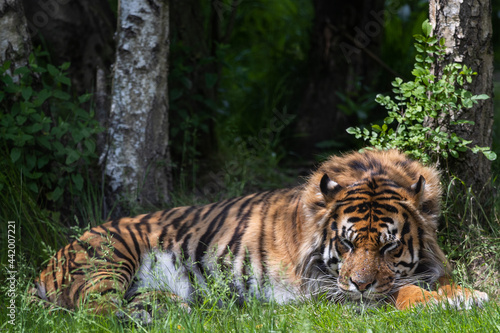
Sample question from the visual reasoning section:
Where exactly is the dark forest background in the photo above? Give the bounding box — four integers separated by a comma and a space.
1, 0, 500, 276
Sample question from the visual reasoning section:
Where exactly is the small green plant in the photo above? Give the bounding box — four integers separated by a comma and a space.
347, 20, 496, 164
0, 50, 102, 205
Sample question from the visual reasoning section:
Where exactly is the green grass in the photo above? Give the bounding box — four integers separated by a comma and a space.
2, 287, 500, 332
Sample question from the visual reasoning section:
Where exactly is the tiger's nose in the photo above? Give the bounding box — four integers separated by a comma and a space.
351, 278, 375, 292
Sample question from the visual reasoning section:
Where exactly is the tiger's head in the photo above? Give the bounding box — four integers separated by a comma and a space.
303, 150, 448, 303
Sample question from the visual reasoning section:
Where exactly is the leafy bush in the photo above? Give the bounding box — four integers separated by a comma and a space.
347, 20, 496, 164
0, 51, 102, 205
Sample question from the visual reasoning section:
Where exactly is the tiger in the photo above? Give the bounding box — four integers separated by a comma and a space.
33, 149, 489, 317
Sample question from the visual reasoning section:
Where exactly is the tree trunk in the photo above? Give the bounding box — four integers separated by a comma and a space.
429, 0, 494, 195
0, 0, 31, 69
295, 0, 385, 157
104, 0, 171, 214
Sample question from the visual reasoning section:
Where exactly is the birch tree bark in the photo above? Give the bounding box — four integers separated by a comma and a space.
104, 0, 171, 212
0, 0, 31, 69
429, 0, 494, 194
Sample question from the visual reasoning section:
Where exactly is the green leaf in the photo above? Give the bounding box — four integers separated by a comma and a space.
16, 115, 27, 125
65, 150, 80, 165
484, 151, 497, 161
37, 136, 52, 150
2, 60, 12, 71
33, 89, 52, 106
72, 130, 85, 143
58, 75, 71, 86
14, 66, 30, 75
53, 90, 70, 100
21, 86, 32, 100
27, 182, 38, 193
27, 122, 44, 133
72, 174, 84, 191
346, 127, 358, 135
422, 19, 432, 37
11, 148, 21, 163
52, 141, 65, 155
60, 62, 71, 70
414, 43, 424, 52
37, 155, 50, 168
2, 72, 14, 86
84, 139, 96, 154
47, 64, 59, 77
28, 172, 43, 180
78, 93, 92, 104
471, 94, 489, 100
48, 187, 64, 202
384, 117, 394, 124
29, 53, 36, 65
427, 36, 438, 45
451, 120, 475, 125
413, 34, 425, 43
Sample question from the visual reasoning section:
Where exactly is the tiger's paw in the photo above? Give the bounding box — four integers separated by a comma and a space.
436, 284, 489, 310
391, 284, 440, 310
391, 284, 489, 310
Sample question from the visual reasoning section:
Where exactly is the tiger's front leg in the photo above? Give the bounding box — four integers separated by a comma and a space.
391, 277, 489, 310
433, 276, 489, 310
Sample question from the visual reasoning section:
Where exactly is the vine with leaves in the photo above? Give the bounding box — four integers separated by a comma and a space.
347, 20, 496, 164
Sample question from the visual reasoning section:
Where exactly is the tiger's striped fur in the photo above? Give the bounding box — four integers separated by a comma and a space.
34, 150, 488, 312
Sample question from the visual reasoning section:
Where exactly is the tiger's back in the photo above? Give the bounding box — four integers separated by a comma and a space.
36, 188, 315, 309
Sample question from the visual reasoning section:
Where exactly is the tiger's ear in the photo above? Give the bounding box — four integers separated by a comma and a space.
320, 174, 342, 201
410, 175, 426, 205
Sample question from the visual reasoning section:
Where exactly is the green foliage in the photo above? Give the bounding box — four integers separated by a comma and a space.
0, 51, 102, 205
168, 40, 216, 189
218, 0, 312, 135
213, 0, 312, 193
438, 176, 500, 301
4, 275, 500, 332
382, 1, 429, 77
168, 0, 313, 194
0, 148, 67, 274
347, 20, 496, 164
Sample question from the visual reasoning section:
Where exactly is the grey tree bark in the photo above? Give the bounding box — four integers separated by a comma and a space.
104, 0, 172, 213
429, 0, 494, 195
0, 0, 31, 70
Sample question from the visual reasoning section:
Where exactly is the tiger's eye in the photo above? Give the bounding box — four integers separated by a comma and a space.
380, 241, 399, 255
340, 238, 354, 251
